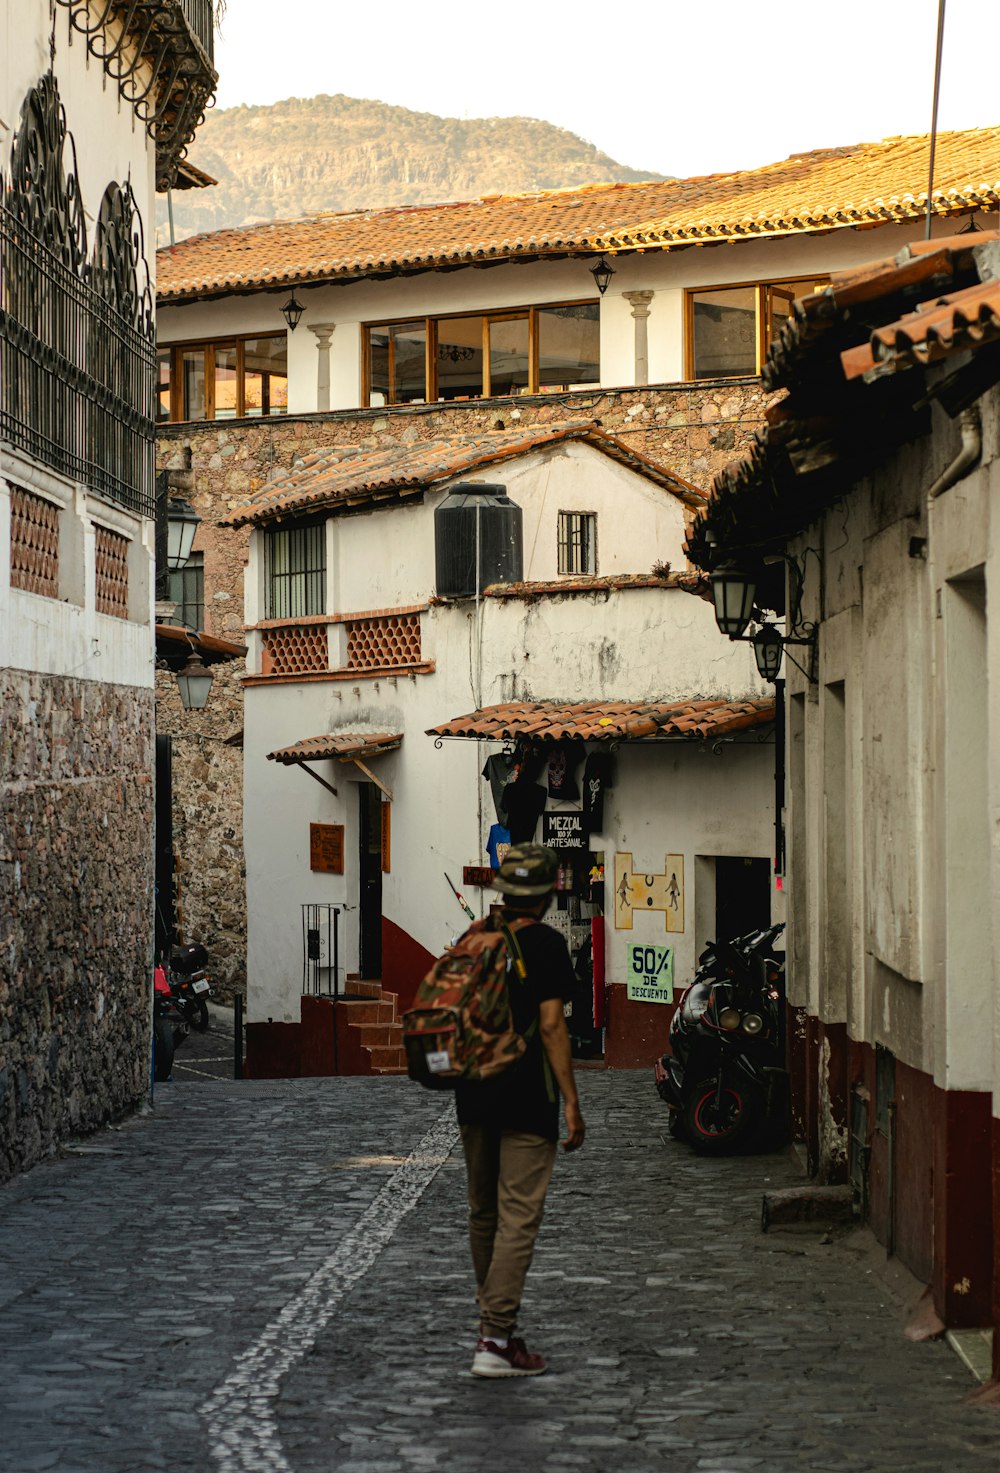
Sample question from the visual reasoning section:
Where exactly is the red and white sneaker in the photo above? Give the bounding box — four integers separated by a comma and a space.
471, 1336, 547, 1378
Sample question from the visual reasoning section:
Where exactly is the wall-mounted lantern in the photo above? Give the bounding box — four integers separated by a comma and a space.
710, 564, 757, 639
751, 623, 785, 681
165, 495, 200, 572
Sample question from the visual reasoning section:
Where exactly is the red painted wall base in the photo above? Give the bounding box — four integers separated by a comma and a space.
603, 984, 675, 1069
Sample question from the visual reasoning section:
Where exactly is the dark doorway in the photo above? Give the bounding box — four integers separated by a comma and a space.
715, 856, 771, 940
358, 783, 383, 979
154, 733, 175, 962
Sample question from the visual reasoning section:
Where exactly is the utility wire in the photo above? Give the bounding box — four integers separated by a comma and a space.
926, 0, 947, 241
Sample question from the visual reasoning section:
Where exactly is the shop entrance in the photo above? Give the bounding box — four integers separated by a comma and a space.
358, 782, 383, 979
715, 856, 771, 940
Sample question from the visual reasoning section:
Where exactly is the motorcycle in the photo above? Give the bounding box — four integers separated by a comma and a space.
654, 922, 787, 1154
152, 943, 211, 1082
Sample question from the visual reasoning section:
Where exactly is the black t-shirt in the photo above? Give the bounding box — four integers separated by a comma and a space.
502, 778, 547, 843
455, 919, 575, 1141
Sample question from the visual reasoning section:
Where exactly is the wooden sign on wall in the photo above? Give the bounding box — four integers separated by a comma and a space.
310, 823, 345, 874
381, 801, 391, 874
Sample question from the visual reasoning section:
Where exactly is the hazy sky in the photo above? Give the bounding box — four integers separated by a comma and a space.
213, 0, 999, 180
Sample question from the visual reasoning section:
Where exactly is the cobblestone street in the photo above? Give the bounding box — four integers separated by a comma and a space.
0, 1069, 996, 1473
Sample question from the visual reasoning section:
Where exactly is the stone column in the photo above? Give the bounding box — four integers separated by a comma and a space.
623, 290, 654, 386
309, 323, 336, 412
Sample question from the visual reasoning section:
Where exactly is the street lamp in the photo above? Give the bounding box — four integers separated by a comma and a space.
710, 564, 757, 639
175, 650, 214, 710
752, 623, 785, 681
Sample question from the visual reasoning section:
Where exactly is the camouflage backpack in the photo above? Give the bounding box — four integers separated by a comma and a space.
402, 916, 536, 1089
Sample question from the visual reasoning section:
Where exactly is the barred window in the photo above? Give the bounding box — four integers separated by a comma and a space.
167, 550, 204, 632
557, 512, 597, 576
264, 523, 326, 619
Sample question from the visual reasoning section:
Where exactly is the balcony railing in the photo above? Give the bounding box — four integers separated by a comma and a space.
0, 206, 156, 520
54, 0, 217, 189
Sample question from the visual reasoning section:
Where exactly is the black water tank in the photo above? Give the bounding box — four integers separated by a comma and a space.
434, 481, 523, 597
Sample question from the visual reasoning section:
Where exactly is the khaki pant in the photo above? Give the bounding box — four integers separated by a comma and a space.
459, 1124, 557, 1339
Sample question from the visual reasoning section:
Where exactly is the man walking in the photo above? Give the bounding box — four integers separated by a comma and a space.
455, 843, 586, 1378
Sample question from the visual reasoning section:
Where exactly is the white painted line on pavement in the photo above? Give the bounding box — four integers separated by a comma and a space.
203, 1105, 458, 1473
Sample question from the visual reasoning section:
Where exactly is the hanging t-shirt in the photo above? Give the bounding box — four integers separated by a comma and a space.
546, 741, 584, 800
502, 778, 548, 843
482, 753, 517, 824
486, 824, 511, 870
583, 752, 613, 831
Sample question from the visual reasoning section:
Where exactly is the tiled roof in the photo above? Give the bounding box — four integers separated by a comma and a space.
224, 422, 704, 528
154, 623, 246, 664
685, 230, 1000, 583
427, 699, 775, 743
267, 732, 402, 764
157, 127, 1000, 302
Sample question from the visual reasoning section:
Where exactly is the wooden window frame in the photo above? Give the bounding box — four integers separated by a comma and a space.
684, 274, 830, 381
557, 510, 597, 576
363, 299, 600, 407
158, 332, 288, 423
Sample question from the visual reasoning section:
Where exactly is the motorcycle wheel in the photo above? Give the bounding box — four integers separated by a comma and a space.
685, 1075, 756, 1154
153, 1018, 175, 1082
191, 998, 210, 1033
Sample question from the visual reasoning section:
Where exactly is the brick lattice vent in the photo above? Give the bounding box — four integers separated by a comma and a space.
346, 613, 421, 670
262, 623, 328, 675
95, 526, 129, 618
10, 485, 59, 598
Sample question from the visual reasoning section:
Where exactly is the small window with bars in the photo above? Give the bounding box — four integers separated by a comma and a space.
557, 512, 597, 575
264, 522, 327, 619
167, 551, 204, 632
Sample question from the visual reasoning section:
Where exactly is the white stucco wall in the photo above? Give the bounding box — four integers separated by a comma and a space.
1, 10, 160, 692
242, 443, 773, 1024
156, 214, 999, 415
784, 384, 1000, 1099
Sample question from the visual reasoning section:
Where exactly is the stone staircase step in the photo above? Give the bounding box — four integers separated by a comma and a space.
368, 1044, 406, 1069
356, 1023, 403, 1048
371, 1065, 409, 1076
344, 980, 383, 1000
337, 1000, 396, 1025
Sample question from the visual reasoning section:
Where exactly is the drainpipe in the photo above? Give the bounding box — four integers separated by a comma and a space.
927, 405, 981, 501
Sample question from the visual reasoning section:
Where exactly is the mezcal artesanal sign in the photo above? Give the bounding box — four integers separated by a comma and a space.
542, 812, 587, 850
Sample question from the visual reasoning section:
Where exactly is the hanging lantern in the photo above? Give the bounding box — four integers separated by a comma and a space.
710, 565, 757, 639
589, 255, 615, 296
175, 651, 214, 710
280, 292, 305, 332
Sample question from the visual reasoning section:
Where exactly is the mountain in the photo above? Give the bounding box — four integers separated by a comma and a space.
157, 93, 668, 245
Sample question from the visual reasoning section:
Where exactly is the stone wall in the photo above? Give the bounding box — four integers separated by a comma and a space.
0, 670, 155, 1181
155, 660, 246, 1001
155, 378, 768, 1001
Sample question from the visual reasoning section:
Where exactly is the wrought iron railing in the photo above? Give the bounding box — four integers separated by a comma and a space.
179, 0, 215, 62
0, 205, 156, 519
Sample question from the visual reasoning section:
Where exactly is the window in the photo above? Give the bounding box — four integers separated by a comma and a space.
687, 277, 829, 379
264, 522, 326, 619
365, 301, 600, 405
158, 334, 288, 422
167, 550, 204, 632
558, 512, 597, 575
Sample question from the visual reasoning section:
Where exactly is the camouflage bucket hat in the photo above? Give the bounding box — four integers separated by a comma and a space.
492, 842, 558, 896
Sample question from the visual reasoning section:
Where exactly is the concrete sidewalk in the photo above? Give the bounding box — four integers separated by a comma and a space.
0, 1071, 995, 1473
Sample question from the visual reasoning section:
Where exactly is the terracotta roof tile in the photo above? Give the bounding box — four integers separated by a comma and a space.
224, 422, 704, 527
684, 229, 1000, 575
427, 699, 774, 743
267, 731, 402, 763
157, 128, 1000, 302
